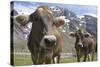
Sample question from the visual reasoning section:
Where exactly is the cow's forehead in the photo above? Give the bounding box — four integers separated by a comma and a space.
37, 7, 53, 15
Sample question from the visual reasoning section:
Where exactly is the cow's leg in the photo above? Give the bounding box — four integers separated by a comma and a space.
52, 57, 55, 63
91, 50, 95, 61
83, 54, 87, 62
31, 54, 39, 64
77, 53, 80, 62
52, 57, 56, 64
38, 55, 44, 64
31, 54, 36, 64
45, 59, 51, 64
87, 53, 91, 61
31, 50, 40, 65
45, 57, 52, 64
52, 57, 55, 64
83, 49, 88, 62
57, 54, 60, 63
76, 50, 81, 62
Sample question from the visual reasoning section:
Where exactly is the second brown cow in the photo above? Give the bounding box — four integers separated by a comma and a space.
70, 29, 96, 62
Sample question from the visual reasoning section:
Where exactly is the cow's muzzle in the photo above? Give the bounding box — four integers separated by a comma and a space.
44, 35, 56, 47
40, 35, 56, 48
77, 42, 83, 48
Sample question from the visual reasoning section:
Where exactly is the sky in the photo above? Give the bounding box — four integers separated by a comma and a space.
11, 1, 97, 16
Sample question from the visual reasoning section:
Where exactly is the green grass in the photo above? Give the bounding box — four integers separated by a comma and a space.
60, 57, 76, 63
14, 54, 32, 66
13, 53, 97, 66
13, 55, 76, 66
13, 32, 97, 66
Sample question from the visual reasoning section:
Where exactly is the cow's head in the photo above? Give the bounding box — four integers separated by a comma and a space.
29, 6, 64, 48
70, 29, 91, 48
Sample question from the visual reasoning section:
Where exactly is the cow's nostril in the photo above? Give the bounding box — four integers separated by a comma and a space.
44, 38, 56, 48
44, 38, 51, 44
44, 38, 56, 43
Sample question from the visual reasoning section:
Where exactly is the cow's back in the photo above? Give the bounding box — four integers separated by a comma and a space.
82, 37, 96, 52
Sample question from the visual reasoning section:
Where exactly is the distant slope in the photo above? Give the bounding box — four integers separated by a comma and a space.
12, 5, 97, 53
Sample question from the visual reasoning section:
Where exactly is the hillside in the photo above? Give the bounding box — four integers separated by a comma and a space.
12, 4, 97, 53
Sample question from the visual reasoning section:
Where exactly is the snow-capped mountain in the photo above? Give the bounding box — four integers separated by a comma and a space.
84, 15, 97, 38
77, 14, 97, 37
13, 2, 37, 15
11, 3, 97, 40
49, 6, 64, 17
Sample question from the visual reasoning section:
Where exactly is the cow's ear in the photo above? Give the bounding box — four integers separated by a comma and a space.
69, 32, 75, 37
16, 14, 29, 26
84, 33, 91, 38
54, 16, 65, 27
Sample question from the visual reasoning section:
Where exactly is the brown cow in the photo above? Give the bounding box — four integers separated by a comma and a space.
15, 6, 64, 64
70, 29, 96, 62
